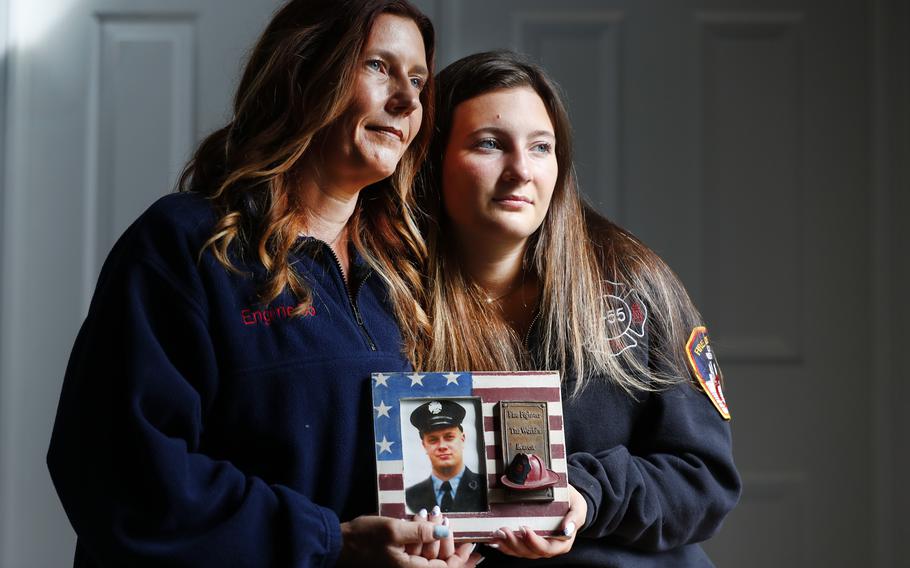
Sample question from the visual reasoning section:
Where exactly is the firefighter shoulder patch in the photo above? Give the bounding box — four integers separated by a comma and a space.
685, 326, 731, 420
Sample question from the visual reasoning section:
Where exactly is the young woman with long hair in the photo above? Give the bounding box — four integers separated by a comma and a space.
416, 50, 741, 566
47, 1, 478, 566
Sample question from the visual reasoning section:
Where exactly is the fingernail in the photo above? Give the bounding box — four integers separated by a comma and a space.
442, 516, 449, 526
433, 525, 450, 539
418, 508, 428, 519
432, 505, 441, 516
476, 557, 486, 565
494, 529, 506, 539
487, 543, 500, 549
470, 543, 477, 553
563, 522, 576, 537
520, 526, 529, 538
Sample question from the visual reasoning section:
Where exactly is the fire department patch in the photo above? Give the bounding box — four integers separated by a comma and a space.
603, 281, 648, 356
685, 326, 730, 420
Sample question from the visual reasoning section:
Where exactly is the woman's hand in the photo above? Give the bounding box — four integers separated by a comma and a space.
405, 506, 453, 560
491, 484, 587, 559
338, 515, 481, 567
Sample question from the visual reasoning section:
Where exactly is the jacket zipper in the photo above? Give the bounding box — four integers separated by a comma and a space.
523, 308, 541, 350
325, 245, 378, 352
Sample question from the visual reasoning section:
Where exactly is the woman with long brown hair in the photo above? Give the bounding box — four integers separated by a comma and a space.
416, 50, 740, 566
47, 1, 477, 566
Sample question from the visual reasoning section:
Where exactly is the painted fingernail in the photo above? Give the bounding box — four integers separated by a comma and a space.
476, 557, 486, 565
470, 543, 477, 552
563, 522, 576, 537
433, 525, 450, 539
418, 508, 428, 519
432, 505, 441, 516
486, 543, 500, 549
494, 529, 506, 539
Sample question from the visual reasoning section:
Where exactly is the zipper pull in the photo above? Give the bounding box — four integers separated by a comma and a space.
352, 303, 364, 326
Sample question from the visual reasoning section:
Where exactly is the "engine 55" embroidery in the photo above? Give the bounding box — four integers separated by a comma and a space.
241, 303, 317, 326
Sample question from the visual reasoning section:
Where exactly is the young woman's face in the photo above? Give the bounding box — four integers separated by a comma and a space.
321, 14, 428, 189
442, 87, 558, 246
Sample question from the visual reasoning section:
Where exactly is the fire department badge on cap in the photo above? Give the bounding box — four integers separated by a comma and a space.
685, 326, 730, 420
410, 400, 466, 434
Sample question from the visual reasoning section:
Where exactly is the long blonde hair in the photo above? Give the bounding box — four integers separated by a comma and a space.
177, 0, 435, 353
417, 51, 703, 395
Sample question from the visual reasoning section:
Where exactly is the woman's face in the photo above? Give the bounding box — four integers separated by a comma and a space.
321, 13, 428, 190
442, 87, 558, 247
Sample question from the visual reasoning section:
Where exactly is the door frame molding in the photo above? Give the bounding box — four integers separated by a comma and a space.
872, 0, 909, 565
0, 0, 14, 561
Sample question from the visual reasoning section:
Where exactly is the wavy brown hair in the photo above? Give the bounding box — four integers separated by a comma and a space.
417, 51, 703, 395
177, 0, 435, 352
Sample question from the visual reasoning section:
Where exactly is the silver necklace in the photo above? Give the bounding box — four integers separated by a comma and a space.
484, 279, 523, 304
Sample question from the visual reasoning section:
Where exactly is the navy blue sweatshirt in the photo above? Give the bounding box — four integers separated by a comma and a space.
482, 314, 741, 566
47, 192, 410, 567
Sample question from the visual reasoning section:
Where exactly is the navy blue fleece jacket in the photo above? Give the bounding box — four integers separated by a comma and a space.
47, 192, 410, 567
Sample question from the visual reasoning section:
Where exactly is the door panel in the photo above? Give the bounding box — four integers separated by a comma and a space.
0, 1, 279, 565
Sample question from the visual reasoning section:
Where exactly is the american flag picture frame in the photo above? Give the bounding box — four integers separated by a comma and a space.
371, 371, 570, 541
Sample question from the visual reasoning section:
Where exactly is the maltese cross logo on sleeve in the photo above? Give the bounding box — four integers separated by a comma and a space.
602, 281, 648, 356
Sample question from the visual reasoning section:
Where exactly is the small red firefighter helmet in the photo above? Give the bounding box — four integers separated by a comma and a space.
500, 453, 559, 490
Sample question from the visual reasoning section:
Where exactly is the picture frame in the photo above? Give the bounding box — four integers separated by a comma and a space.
371, 371, 569, 541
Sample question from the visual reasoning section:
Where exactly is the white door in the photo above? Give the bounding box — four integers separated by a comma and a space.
430, 0, 883, 566
0, 0, 280, 565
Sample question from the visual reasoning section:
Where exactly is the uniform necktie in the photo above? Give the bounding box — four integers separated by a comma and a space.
440, 481, 454, 512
